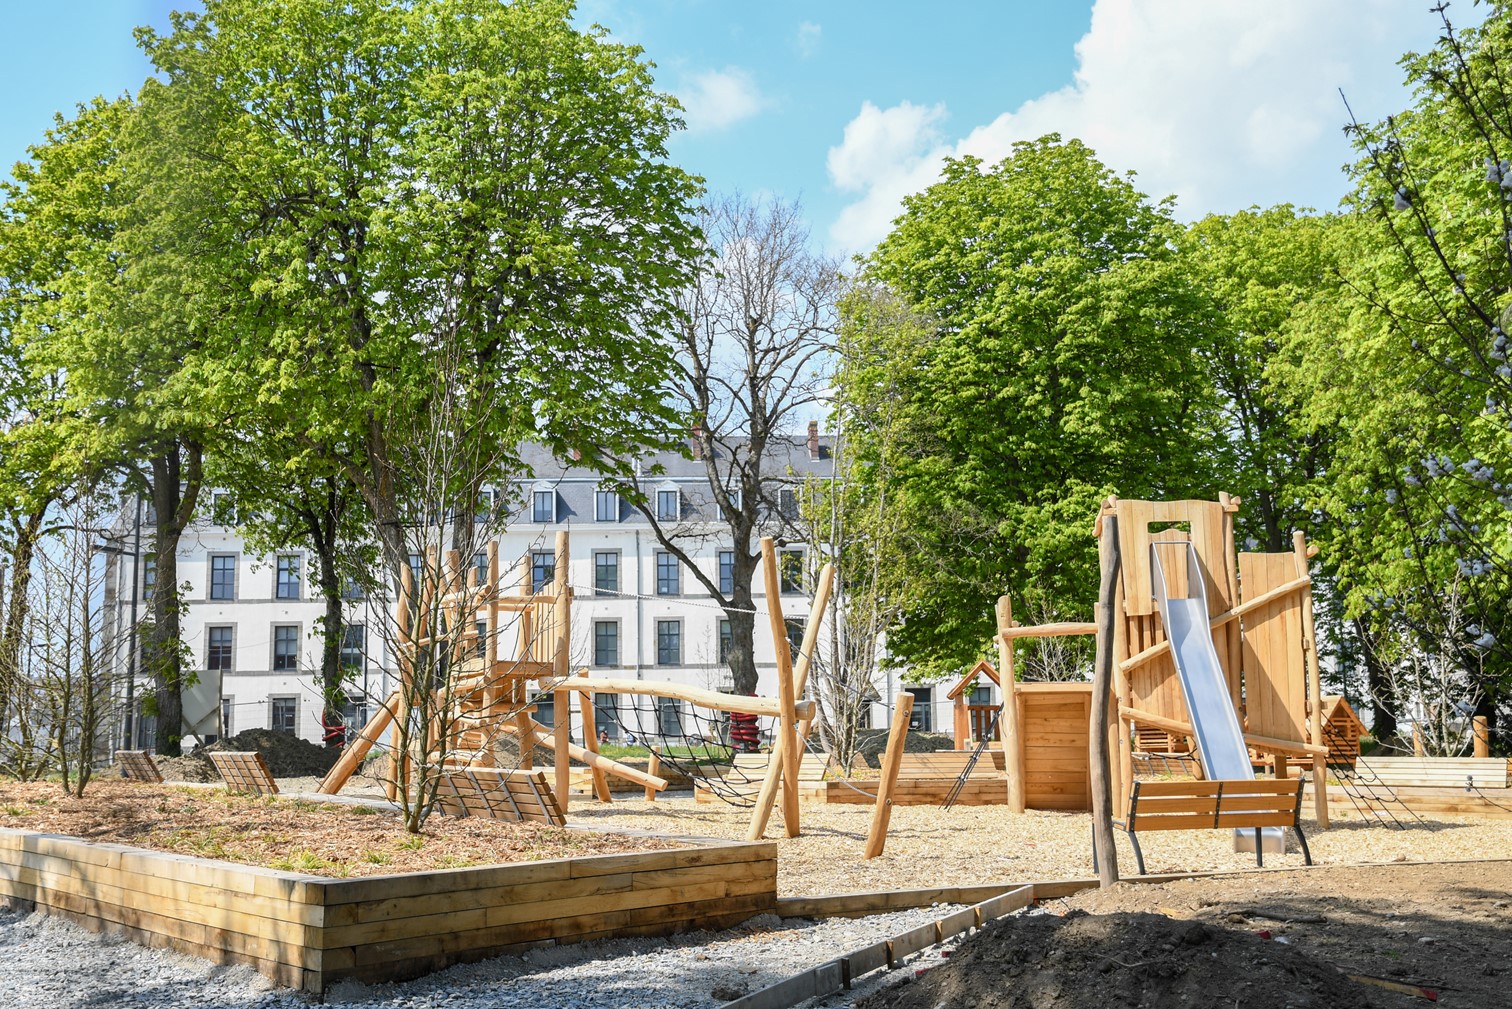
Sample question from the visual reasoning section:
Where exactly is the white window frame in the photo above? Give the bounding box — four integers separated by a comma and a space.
595, 489, 619, 522
532, 488, 556, 523
655, 487, 680, 522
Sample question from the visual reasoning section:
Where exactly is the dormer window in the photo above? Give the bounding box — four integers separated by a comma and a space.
595, 489, 619, 522
532, 489, 555, 523
656, 488, 680, 522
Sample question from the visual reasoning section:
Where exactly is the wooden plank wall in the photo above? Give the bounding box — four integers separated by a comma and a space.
1019, 684, 1091, 811
1237, 552, 1307, 741
0, 828, 778, 994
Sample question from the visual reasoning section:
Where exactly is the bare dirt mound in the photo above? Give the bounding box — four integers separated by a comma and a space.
860, 909, 1375, 1009
206, 728, 340, 777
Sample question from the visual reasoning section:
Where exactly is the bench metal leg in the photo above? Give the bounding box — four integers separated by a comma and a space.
1255, 828, 1263, 869
1129, 832, 1146, 876
1293, 824, 1312, 865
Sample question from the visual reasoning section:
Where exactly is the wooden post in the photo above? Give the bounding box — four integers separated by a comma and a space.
953, 696, 968, 749
552, 532, 572, 814
760, 538, 802, 838
864, 692, 914, 860
319, 690, 400, 794
1474, 715, 1491, 758
1293, 531, 1328, 828
578, 674, 611, 801
514, 552, 536, 770
747, 563, 835, 841
1090, 514, 1121, 886
995, 596, 1025, 813
645, 749, 661, 802
388, 564, 417, 802
1413, 725, 1426, 756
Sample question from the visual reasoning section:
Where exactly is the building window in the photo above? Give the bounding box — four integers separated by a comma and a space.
341, 577, 364, 601
656, 489, 679, 521
718, 550, 736, 596
718, 619, 733, 664
778, 488, 799, 519
273, 625, 300, 671
594, 621, 620, 666
727, 487, 742, 511
407, 553, 424, 592
209, 555, 236, 600
534, 692, 555, 728
531, 550, 555, 592
473, 551, 489, 586
341, 695, 367, 732
211, 492, 236, 526
474, 619, 488, 659
785, 618, 806, 661
657, 697, 684, 736
595, 489, 618, 522
142, 555, 157, 601
594, 551, 620, 594
905, 687, 933, 732
220, 697, 233, 737
270, 696, 298, 734
656, 619, 681, 665
779, 549, 804, 594
276, 555, 301, 600
656, 551, 679, 595
532, 489, 555, 523
206, 626, 234, 672
340, 624, 365, 670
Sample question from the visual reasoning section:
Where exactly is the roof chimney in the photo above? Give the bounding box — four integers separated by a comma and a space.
807, 421, 820, 460
690, 422, 705, 459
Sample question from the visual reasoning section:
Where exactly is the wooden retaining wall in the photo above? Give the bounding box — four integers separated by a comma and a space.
0, 828, 776, 994
819, 778, 1008, 806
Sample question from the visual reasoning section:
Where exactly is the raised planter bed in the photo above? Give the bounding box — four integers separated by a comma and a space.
0, 827, 777, 994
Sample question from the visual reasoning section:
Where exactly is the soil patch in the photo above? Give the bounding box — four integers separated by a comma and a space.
0, 780, 685, 877
861, 861, 1512, 1008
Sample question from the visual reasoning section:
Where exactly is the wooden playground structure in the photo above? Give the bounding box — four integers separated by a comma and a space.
990, 496, 1332, 829
316, 532, 834, 842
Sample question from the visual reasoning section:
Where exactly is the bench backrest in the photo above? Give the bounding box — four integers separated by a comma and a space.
434, 767, 566, 826
209, 751, 279, 797
116, 749, 163, 783
1125, 778, 1302, 832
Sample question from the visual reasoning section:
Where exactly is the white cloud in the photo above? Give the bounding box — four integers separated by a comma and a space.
675, 67, 767, 134
827, 0, 1435, 252
795, 21, 822, 59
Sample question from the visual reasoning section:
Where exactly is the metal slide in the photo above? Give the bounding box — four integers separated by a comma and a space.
1150, 542, 1280, 851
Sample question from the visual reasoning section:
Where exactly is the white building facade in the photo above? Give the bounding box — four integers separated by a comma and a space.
102, 432, 835, 750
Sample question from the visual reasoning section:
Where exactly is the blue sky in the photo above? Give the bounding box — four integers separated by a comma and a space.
0, 1, 1467, 255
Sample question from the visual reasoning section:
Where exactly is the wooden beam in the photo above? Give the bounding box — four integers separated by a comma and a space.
497, 720, 668, 791
999, 622, 1097, 640
552, 531, 572, 814
1090, 513, 1121, 886
576, 669, 611, 802
995, 596, 1025, 813
318, 691, 400, 794
1118, 706, 1327, 758
760, 538, 802, 839
864, 693, 914, 859
749, 563, 835, 841
550, 678, 815, 720
1293, 530, 1328, 828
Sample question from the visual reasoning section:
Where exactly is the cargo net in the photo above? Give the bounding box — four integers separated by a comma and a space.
595, 696, 784, 807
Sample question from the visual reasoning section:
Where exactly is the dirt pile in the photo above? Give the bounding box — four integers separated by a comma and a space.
859, 910, 1381, 1009
854, 729, 956, 768
206, 728, 340, 777
147, 729, 340, 783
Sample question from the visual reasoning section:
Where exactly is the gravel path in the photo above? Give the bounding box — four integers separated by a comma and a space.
0, 902, 966, 1009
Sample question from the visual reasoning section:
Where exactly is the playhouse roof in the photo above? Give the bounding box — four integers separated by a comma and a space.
947, 659, 1001, 701
1321, 695, 1367, 733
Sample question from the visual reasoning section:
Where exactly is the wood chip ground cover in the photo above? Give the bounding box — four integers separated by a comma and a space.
0, 781, 685, 877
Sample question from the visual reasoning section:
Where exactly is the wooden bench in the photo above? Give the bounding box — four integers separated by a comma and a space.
115, 750, 163, 783
434, 767, 566, 826
897, 750, 1005, 780
694, 752, 833, 803
1103, 778, 1311, 875
208, 751, 279, 797
1352, 756, 1510, 789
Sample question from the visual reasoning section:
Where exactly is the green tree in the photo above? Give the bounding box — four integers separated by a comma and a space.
839, 136, 1218, 677
134, 0, 703, 587
1279, 4, 1512, 748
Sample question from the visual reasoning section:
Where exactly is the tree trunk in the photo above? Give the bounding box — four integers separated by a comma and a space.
148, 444, 203, 757
0, 505, 47, 739
317, 557, 345, 744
